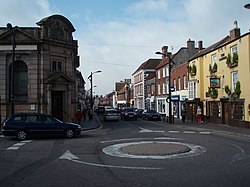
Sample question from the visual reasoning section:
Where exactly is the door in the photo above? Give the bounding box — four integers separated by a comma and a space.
222, 101, 229, 124
51, 91, 63, 121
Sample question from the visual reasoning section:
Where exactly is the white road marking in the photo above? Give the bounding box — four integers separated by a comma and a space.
183, 131, 195, 134
6, 140, 33, 150
139, 127, 164, 133
59, 150, 162, 170
199, 132, 211, 135
168, 131, 180, 133
6, 147, 20, 150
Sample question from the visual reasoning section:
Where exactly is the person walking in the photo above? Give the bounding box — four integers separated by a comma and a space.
76, 109, 82, 125
181, 106, 186, 123
82, 108, 87, 121
197, 106, 202, 123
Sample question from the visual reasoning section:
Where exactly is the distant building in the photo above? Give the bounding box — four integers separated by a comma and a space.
132, 59, 161, 109
0, 15, 80, 122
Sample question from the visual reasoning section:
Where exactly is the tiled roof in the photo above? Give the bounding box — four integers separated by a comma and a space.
189, 36, 231, 61
132, 59, 161, 75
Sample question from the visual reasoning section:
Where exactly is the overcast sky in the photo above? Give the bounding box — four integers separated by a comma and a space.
0, 0, 249, 95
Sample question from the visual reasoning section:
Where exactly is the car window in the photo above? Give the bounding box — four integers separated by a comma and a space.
12, 116, 25, 122
28, 115, 42, 124
42, 116, 55, 124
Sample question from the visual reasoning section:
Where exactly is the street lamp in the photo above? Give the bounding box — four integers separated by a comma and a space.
6, 23, 16, 114
155, 51, 174, 123
244, 4, 250, 9
88, 70, 101, 119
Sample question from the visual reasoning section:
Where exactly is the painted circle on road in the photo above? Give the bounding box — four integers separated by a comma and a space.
103, 141, 206, 159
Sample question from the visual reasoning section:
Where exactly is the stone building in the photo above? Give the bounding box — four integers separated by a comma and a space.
0, 15, 80, 122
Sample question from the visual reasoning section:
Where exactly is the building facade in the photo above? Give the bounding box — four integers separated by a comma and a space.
0, 15, 80, 122
187, 21, 250, 128
132, 59, 161, 109
155, 41, 201, 119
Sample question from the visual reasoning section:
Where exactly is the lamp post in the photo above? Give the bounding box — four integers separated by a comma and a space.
244, 4, 250, 9
7, 23, 16, 114
155, 51, 174, 123
88, 70, 101, 119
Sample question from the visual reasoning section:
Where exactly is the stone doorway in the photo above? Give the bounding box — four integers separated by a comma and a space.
51, 91, 64, 120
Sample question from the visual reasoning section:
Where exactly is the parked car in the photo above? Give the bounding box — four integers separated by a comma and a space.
120, 107, 137, 120
103, 109, 119, 121
1, 113, 81, 140
135, 109, 144, 118
142, 109, 161, 121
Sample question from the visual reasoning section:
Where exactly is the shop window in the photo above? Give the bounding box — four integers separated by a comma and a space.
230, 101, 244, 120
208, 101, 220, 117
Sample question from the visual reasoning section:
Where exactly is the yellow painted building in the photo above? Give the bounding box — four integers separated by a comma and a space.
187, 22, 250, 128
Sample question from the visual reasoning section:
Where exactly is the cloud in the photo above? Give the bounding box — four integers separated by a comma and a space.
0, 0, 53, 26
127, 0, 169, 14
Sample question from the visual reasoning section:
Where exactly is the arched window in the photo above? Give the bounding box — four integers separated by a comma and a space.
9, 60, 28, 102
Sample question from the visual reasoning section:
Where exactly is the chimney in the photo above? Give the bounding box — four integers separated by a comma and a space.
161, 46, 168, 59
187, 39, 195, 50
198, 41, 203, 51
230, 20, 241, 40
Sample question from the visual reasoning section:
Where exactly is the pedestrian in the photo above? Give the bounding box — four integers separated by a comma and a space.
76, 109, 82, 125
181, 107, 186, 123
197, 106, 202, 123
82, 108, 87, 121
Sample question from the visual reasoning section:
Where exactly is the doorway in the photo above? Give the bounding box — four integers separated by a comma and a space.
51, 91, 64, 120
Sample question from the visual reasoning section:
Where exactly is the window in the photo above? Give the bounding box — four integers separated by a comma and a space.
162, 67, 166, 77
208, 101, 220, 117
188, 81, 196, 99
10, 61, 28, 102
211, 54, 216, 66
231, 45, 238, 56
51, 60, 63, 72
232, 71, 238, 92
230, 101, 244, 120
183, 76, 187, 89
173, 79, 176, 91
157, 99, 165, 113
157, 70, 161, 79
162, 83, 166, 94
158, 84, 161, 95
151, 84, 155, 95
178, 77, 181, 91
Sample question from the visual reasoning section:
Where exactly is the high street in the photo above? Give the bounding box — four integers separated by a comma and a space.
0, 114, 250, 187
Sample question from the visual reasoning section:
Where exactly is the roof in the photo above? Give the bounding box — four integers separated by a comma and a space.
155, 53, 176, 70
132, 59, 161, 75
189, 36, 230, 61
36, 14, 75, 32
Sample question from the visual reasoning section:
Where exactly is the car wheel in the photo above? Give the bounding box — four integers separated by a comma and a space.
16, 130, 27, 140
65, 129, 74, 138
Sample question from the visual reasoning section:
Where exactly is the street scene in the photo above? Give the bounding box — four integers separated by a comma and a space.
0, 112, 250, 186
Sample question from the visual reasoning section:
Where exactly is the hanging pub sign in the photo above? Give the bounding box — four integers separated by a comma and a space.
210, 77, 220, 88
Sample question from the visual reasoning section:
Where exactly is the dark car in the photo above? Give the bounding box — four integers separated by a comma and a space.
142, 109, 161, 121
95, 106, 105, 114
103, 109, 119, 121
135, 109, 144, 118
120, 107, 137, 120
1, 113, 81, 140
